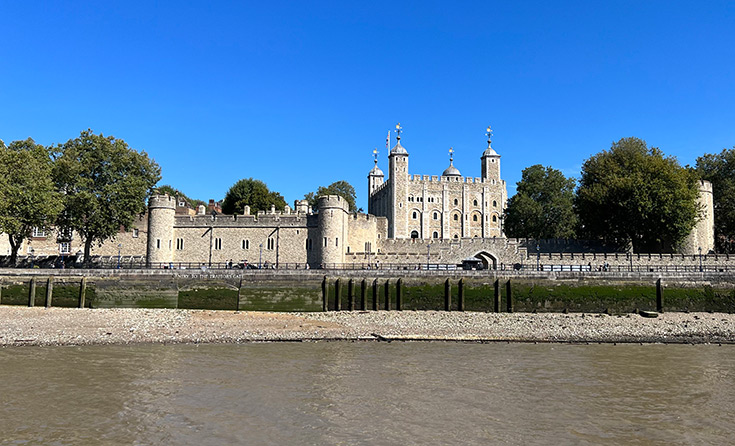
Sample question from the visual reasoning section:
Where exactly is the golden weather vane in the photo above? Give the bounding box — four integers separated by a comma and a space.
395, 122, 402, 140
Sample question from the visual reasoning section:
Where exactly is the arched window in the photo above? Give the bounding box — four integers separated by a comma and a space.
473, 215, 478, 222
492, 215, 497, 222
453, 214, 459, 221
453, 234, 459, 239
433, 212, 439, 220
412, 211, 418, 219
453, 198, 458, 206
432, 231, 439, 239
473, 199, 478, 206
410, 230, 419, 239
493, 200, 497, 207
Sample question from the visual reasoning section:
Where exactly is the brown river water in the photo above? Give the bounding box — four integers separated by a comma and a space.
1, 342, 734, 445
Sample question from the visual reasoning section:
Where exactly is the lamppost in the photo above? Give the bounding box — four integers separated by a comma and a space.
699, 246, 703, 272
426, 244, 431, 270
259, 243, 263, 269
536, 244, 540, 271
117, 243, 122, 269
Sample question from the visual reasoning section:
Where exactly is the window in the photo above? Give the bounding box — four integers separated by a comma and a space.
267, 238, 275, 250
410, 230, 419, 239
453, 214, 459, 221
324, 237, 328, 247
412, 211, 418, 219
365, 242, 372, 252
433, 212, 438, 220
169, 239, 172, 249
493, 200, 497, 207
453, 234, 459, 239
58, 228, 73, 241
32, 227, 46, 238
453, 199, 458, 206
132, 228, 139, 238
473, 215, 478, 222
492, 215, 497, 222
347, 246, 350, 253
335, 237, 339, 247
176, 238, 184, 250
156, 239, 161, 249
59, 242, 71, 254
433, 231, 438, 239
473, 199, 478, 206
243, 239, 249, 249
214, 238, 222, 250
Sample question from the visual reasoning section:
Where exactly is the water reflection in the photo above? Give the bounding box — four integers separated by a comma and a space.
0, 343, 733, 445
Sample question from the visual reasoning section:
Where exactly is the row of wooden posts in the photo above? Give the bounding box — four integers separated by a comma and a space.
0, 277, 90, 308
321, 277, 667, 313
321, 277, 516, 312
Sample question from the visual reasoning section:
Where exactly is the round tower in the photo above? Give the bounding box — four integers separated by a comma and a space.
681, 180, 715, 254
317, 195, 350, 267
146, 194, 176, 267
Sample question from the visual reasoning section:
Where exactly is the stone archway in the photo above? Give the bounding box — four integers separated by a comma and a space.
474, 251, 498, 270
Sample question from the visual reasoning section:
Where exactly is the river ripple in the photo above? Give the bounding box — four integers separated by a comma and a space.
1, 343, 734, 445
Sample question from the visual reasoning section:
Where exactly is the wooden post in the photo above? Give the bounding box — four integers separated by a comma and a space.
384, 279, 390, 311
322, 276, 328, 312
335, 278, 342, 311
506, 279, 513, 313
348, 279, 355, 311
494, 279, 500, 313
458, 278, 465, 312
236, 275, 243, 312
396, 278, 402, 311
656, 278, 664, 313
372, 279, 378, 311
0, 280, 2, 305
28, 278, 36, 307
45, 276, 54, 308
360, 279, 367, 310
444, 278, 451, 311
79, 277, 87, 308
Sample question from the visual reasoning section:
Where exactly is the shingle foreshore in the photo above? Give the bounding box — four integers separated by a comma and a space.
1, 306, 735, 347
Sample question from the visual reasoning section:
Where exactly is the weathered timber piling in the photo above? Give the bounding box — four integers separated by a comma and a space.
0, 280, 2, 304
46, 277, 54, 308
458, 278, 465, 312
335, 279, 342, 311
384, 279, 391, 311
322, 276, 328, 311
348, 279, 355, 311
656, 278, 664, 313
79, 277, 87, 308
372, 279, 378, 311
360, 279, 367, 310
506, 280, 513, 313
494, 279, 500, 313
28, 278, 36, 307
396, 278, 402, 311
236, 275, 243, 311
444, 279, 451, 311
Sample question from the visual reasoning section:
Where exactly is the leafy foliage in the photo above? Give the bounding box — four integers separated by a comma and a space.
221, 178, 286, 214
304, 180, 357, 211
0, 138, 63, 264
53, 130, 161, 261
154, 184, 206, 208
576, 137, 699, 252
503, 164, 577, 239
696, 147, 735, 252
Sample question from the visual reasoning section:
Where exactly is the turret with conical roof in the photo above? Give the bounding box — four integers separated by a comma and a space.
481, 125, 501, 182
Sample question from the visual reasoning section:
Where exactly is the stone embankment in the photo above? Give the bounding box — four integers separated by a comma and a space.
2, 307, 734, 346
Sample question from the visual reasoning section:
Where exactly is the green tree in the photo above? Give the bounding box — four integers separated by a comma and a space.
576, 137, 699, 252
304, 180, 357, 211
696, 147, 735, 252
53, 130, 161, 262
154, 184, 206, 208
503, 164, 577, 239
221, 178, 286, 214
0, 138, 63, 265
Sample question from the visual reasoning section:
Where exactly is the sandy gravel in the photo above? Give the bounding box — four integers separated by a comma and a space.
1, 306, 735, 346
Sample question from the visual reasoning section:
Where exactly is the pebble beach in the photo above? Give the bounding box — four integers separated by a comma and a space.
2, 306, 735, 346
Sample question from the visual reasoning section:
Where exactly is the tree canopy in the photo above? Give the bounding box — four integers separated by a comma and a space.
304, 180, 357, 211
154, 184, 206, 208
696, 147, 735, 252
221, 178, 286, 214
576, 137, 699, 252
503, 164, 577, 239
53, 130, 161, 261
0, 138, 63, 264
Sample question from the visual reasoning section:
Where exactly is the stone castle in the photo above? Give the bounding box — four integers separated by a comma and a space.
2, 125, 717, 269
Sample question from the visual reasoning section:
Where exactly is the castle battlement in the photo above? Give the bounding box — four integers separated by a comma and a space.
173, 213, 315, 228
149, 194, 177, 209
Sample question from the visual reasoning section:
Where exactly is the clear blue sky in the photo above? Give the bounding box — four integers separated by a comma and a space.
2, 1, 734, 210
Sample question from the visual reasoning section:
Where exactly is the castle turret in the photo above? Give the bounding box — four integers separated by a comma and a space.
147, 194, 176, 266
481, 125, 501, 182
388, 123, 409, 238
681, 180, 715, 254
317, 195, 350, 266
